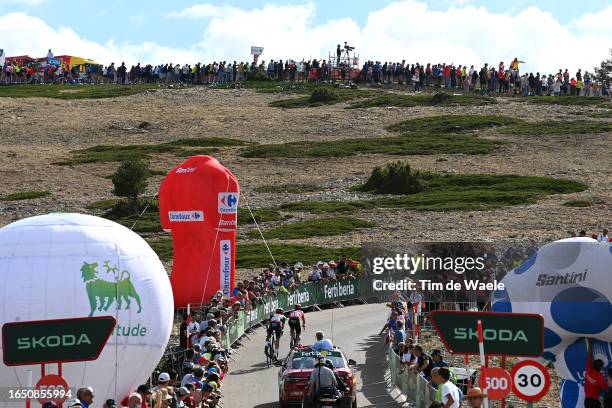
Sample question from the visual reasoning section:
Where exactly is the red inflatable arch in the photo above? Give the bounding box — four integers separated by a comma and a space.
159, 155, 239, 308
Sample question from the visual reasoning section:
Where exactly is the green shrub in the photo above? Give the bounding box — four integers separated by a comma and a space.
431, 92, 453, 105
310, 87, 339, 102
111, 159, 149, 213
359, 161, 424, 195
1, 191, 50, 201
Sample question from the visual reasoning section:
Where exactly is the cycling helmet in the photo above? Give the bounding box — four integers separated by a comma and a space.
324, 359, 334, 369
294, 304, 301, 310
275, 308, 283, 314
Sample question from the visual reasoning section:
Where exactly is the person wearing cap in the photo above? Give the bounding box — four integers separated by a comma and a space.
125, 393, 143, 408
293, 262, 304, 283
307, 355, 338, 403
103, 399, 117, 408
465, 387, 485, 408
152, 372, 173, 408
431, 349, 449, 369
175, 387, 190, 408
327, 261, 337, 280
66, 398, 82, 408
76, 387, 94, 408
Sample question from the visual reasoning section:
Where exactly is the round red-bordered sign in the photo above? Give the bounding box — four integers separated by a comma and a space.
510, 360, 550, 401
36, 374, 70, 406
479, 367, 512, 400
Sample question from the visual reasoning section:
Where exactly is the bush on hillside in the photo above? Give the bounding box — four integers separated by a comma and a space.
359, 161, 425, 195
309, 87, 338, 102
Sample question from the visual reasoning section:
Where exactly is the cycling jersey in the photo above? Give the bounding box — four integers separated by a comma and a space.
289, 310, 305, 322
269, 313, 286, 326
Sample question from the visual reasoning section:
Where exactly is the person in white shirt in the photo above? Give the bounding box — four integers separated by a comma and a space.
597, 229, 609, 242
436, 367, 461, 408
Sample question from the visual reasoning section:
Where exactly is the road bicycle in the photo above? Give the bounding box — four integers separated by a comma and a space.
265, 330, 278, 367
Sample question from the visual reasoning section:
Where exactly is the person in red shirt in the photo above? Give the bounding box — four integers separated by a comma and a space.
584, 339, 607, 408
120, 385, 151, 408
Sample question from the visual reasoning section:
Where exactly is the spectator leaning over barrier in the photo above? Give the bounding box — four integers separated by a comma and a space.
410, 345, 433, 381
399, 342, 416, 372
392, 320, 407, 354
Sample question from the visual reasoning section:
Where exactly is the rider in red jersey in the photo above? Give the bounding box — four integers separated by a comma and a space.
288, 304, 306, 345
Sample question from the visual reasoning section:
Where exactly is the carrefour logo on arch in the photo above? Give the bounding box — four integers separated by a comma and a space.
169, 211, 204, 222
218, 192, 239, 214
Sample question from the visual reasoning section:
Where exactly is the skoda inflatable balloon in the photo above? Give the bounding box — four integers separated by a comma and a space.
0, 213, 174, 405
492, 237, 612, 407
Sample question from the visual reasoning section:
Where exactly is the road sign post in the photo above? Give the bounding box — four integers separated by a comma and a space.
477, 320, 490, 408
430, 310, 544, 356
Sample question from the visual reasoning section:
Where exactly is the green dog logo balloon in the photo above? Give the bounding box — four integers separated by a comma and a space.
81, 261, 142, 316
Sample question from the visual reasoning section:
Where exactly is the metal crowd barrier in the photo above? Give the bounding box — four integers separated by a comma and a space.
387, 348, 437, 408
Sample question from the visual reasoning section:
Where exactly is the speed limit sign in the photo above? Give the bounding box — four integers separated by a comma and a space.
510, 360, 550, 401
479, 367, 511, 400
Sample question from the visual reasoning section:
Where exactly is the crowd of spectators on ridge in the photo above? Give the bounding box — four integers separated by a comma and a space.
2, 50, 612, 99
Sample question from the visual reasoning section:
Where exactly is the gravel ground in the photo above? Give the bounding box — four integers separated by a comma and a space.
0, 87, 610, 245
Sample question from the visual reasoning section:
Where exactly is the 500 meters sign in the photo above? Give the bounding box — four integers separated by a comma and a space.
430, 311, 543, 356
2, 316, 116, 366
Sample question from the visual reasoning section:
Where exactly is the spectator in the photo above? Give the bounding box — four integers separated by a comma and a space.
176, 387, 191, 408
465, 387, 485, 408
121, 385, 151, 408
392, 320, 407, 354
431, 349, 449, 369
103, 399, 117, 408
152, 372, 173, 408
76, 387, 94, 408
585, 339, 606, 408
597, 229, 609, 242
124, 393, 142, 408
179, 312, 188, 349
436, 367, 461, 407
310, 331, 334, 352
410, 345, 433, 381
399, 342, 415, 372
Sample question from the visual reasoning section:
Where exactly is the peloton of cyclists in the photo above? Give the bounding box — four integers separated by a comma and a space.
288, 304, 306, 346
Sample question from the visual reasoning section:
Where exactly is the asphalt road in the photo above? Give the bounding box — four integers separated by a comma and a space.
222, 303, 403, 408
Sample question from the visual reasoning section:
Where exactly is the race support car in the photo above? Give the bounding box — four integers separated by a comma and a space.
278, 348, 357, 407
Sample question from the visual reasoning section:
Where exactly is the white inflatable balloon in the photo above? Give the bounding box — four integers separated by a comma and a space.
0, 213, 173, 405
492, 238, 612, 407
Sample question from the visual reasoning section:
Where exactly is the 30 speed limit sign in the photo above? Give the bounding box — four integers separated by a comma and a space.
510, 360, 550, 401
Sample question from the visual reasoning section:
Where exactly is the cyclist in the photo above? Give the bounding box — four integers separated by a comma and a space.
266, 308, 286, 360
288, 304, 306, 346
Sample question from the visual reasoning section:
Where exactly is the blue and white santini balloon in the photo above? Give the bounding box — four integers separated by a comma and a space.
0, 213, 174, 406
492, 237, 612, 407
